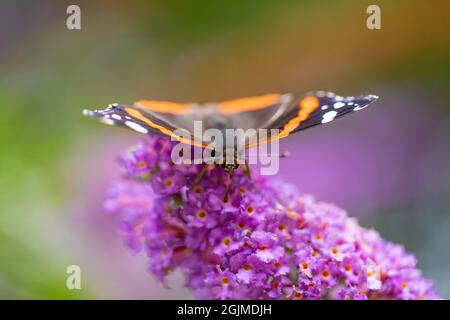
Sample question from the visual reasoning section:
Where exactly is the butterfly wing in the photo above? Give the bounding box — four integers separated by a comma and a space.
215, 93, 294, 130
82, 103, 206, 147
83, 92, 378, 149
246, 91, 378, 147
132, 100, 202, 135
129, 94, 294, 145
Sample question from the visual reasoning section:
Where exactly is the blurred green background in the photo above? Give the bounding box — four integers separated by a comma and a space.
0, 0, 449, 299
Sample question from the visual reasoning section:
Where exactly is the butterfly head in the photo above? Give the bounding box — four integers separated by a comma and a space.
220, 163, 239, 173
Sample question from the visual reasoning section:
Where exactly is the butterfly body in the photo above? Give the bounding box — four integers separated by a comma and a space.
83, 91, 378, 166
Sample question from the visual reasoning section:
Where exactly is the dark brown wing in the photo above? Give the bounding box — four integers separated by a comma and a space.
246, 91, 378, 148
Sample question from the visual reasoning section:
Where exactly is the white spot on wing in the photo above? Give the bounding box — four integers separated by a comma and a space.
321, 105, 329, 110
333, 102, 345, 109
101, 118, 115, 126
111, 114, 122, 120
353, 104, 369, 111
353, 95, 378, 111
125, 121, 148, 133
321, 110, 338, 123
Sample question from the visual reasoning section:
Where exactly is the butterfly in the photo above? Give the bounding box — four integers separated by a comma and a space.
83, 91, 378, 171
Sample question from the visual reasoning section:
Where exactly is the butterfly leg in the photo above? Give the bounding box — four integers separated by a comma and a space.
192, 163, 209, 186
224, 171, 231, 203
244, 159, 260, 192
244, 160, 252, 180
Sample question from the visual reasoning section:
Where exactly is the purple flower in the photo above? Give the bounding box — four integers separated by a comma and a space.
106, 136, 438, 300
120, 143, 156, 177
151, 168, 186, 195
104, 181, 154, 255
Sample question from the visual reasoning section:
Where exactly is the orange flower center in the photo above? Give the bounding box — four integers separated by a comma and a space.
293, 292, 303, 299
196, 210, 207, 220
321, 270, 330, 279
193, 186, 203, 194
223, 237, 231, 247
137, 161, 147, 169
163, 178, 174, 187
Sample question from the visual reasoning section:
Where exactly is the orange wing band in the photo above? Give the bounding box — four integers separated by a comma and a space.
277, 96, 320, 138
218, 94, 281, 115
124, 107, 206, 148
136, 100, 191, 115
247, 96, 320, 148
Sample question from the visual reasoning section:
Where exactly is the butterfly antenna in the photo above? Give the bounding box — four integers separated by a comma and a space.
243, 150, 290, 160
